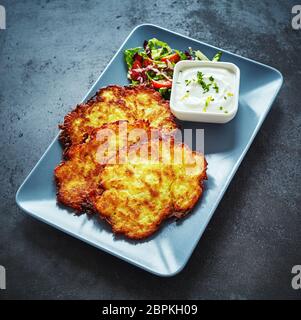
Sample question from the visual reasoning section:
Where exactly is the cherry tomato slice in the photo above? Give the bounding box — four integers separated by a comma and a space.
151, 79, 172, 89
161, 52, 180, 63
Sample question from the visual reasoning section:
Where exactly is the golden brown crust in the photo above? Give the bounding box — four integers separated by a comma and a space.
55, 121, 207, 239
59, 85, 177, 151
55, 120, 153, 214
90, 137, 207, 239
55, 84, 207, 240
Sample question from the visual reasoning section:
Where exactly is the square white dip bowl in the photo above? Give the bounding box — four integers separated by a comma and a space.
170, 60, 240, 123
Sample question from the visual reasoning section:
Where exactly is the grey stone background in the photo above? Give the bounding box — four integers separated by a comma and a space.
0, 0, 300, 299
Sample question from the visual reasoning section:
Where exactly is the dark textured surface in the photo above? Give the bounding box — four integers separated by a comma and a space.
0, 0, 300, 300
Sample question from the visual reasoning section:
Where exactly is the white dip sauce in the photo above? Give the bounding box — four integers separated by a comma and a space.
174, 66, 236, 114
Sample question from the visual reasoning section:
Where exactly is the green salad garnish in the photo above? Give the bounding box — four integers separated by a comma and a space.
124, 38, 223, 99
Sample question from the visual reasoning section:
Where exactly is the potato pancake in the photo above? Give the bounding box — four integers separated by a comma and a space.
59, 85, 177, 150
55, 84, 207, 240
90, 138, 207, 239
55, 120, 153, 213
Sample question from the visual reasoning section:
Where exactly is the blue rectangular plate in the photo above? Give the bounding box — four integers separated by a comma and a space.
16, 24, 283, 276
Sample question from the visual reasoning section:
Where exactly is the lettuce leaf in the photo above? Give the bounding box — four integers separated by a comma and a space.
174, 49, 188, 60
158, 87, 171, 100
147, 38, 172, 60
124, 47, 142, 68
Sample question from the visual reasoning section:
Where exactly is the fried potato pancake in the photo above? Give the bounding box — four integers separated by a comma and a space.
55, 120, 153, 213
90, 138, 207, 239
59, 85, 177, 149
55, 84, 207, 239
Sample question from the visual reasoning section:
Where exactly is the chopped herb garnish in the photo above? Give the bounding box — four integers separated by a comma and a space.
198, 71, 204, 78
205, 96, 214, 108
196, 72, 219, 94
180, 91, 190, 101
203, 96, 214, 112
197, 71, 211, 93
224, 110, 228, 114
224, 96, 227, 100
219, 106, 223, 110
213, 82, 219, 93
185, 79, 191, 86
227, 92, 234, 97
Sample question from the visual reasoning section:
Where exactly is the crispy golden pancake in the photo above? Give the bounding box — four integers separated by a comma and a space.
55, 120, 153, 213
90, 138, 207, 239
55, 84, 207, 239
59, 85, 177, 149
